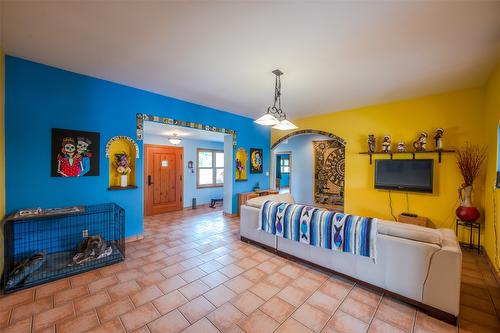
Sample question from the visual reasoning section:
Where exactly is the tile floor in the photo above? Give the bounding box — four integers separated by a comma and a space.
0, 207, 499, 333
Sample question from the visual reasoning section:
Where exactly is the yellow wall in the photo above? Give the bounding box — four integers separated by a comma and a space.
272, 88, 487, 234
483, 65, 500, 272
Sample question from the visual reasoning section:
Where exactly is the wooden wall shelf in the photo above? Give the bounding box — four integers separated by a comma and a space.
108, 185, 138, 191
359, 150, 455, 164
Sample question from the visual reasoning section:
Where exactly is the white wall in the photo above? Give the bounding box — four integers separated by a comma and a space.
144, 134, 225, 208
275, 134, 330, 205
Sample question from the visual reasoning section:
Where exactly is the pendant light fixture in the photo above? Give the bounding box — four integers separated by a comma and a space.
168, 133, 182, 145
254, 69, 298, 130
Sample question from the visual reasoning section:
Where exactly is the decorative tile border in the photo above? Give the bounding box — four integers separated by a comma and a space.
136, 113, 237, 147
105, 136, 140, 158
271, 129, 346, 149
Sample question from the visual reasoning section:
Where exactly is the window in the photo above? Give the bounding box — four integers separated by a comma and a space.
197, 149, 224, 188
280, 158, 290, 174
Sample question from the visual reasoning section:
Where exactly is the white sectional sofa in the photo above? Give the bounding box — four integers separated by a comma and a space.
239, 194, 462, 324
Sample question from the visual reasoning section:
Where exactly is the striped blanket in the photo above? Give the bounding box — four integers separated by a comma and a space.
259, 201, 377, 260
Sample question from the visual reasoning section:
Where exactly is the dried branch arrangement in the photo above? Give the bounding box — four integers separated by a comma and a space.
456, 142, 487, 186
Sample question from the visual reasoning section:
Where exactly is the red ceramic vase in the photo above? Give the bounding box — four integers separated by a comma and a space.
455, 206, 480, 222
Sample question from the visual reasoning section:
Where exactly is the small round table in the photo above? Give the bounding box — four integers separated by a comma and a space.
455, 219, 482, 254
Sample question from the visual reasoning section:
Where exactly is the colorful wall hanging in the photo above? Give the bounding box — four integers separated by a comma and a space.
313, 140, 345, 208
136, 113, 237, 147
250, 148, 263, 174
51, 128, 100, 177
235, 148, 248, 181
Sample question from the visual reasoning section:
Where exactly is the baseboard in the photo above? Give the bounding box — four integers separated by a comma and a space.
125, 234, 144, 243
484, 250, 500, 287
240, 236, 458, 326
223, 212, 238, 217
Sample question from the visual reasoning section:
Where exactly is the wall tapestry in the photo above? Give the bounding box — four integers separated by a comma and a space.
250, 148, 263, 174
313, 140, 345, 208
51, 128, 100, 177
235, 148, 248, 181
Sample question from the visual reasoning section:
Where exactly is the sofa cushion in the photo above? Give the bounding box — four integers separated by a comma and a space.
276, 193, 295, 204
377, 219, 442, 246
246, 194, 279, 208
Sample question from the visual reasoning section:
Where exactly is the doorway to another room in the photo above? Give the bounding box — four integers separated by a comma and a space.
143, 121, 233, 216
275, 152, 291, 194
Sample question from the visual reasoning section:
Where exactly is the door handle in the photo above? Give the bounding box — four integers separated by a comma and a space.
148, 175, 154, 186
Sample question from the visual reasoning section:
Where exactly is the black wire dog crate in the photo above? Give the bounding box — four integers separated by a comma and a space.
2, 203, 125, 293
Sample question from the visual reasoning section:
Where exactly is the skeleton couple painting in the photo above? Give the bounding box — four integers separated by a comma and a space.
51, 128, 100, 177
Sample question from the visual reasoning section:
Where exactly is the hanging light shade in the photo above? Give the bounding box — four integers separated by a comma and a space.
168, 134, 182, 145
254, 69, 297, 130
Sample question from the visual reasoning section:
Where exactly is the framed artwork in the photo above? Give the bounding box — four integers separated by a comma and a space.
250, 148, 263, 174
313, 140, 345, 208
51, 128, 100, 177
235, 148, 248, 181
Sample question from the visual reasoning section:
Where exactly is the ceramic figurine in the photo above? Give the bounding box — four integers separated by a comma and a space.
382, 135, 391, 153
413, 132, 428, 152
368, 134, 376, 153
434, 128, 444, 151
397, 142, 406, 152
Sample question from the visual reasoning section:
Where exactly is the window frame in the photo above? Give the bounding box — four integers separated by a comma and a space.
280, 157, 290, 174
196, 148, 224, 188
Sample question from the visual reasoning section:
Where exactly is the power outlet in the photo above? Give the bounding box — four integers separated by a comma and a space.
82, 229, 88, 238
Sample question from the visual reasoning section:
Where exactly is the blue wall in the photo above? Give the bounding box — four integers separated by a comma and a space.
5, 56, 270, 237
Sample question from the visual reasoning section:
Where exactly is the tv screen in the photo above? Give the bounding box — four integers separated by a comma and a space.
375, 159, 433, 193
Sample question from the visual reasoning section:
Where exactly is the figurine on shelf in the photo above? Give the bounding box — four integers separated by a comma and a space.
382, 135, 391, 153
367, 134, 376, 153
397, 142, 406, 152
413, 132, 428, 152
434, 128, 444, 151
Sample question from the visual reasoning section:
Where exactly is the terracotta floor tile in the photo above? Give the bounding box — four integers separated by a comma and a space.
100, 263, 126, 277
279, 264, 303, 279
70, 271, 101, 287
242, 267, 267, 283
178, 296, 216, 323
108, 280, 142, 301
319, 278, 352, 301
148, 309, 190, 333
292, 276, 322, 293
307, 290, 340, 314
368, 318, 407, 333
36, 279, 70, 300
340, 297, 377, 323
75, 291, 110, 315
204, 284, 237, 307
260, 296, 296, 323
266, 272, 292, 289
348, 286, 382, 308
231, 290, 266, 315
375, 297, 416, 332
325, 310, 368, 333
252, 251, 272, 263
57, 310, 100, 333
216, 254, 238, 266
414, 311, 458, 332
10, 296, 53, 323
179, 280, 211, 300
120, 303, 160, 332
219, 264, 245, 278
224, 275, 255, 294
157, 275, 187, 294
275, 317, 314, 333
249, 281, 281, 301
97, 297, 135, 323
236, 257, 259, 270
179, 267, 207, 283
207, 302, 246, 332
182, 317, 220, 333
199, 260, 224, 274
54, 285, 88, 305
292, 302, 330, 332
160, 263, 187, 278
2, 317, 32, 333
238, 309, 280, 333
202, 271, 230, 288
33, 302, 74, 331
87, 318, 125, 333
153, 290, 188, 315
131, 285, 164, 307
117, 269, 144, 282
88, 275, 118, 294
137, 272, 166, 287
277, 285, 310, 307
257, 261, 279, 274
0, 308, 10, 327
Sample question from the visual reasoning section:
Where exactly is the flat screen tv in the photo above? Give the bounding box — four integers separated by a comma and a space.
375, 159, 433, 193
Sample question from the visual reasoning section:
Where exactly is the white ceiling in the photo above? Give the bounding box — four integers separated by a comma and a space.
143, 121, 226, 143
2, 2, 500, 120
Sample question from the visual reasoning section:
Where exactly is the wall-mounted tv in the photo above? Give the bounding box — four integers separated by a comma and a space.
375, 159, 434, 193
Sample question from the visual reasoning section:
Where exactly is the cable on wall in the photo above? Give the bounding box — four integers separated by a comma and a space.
388, 191, 397, 221
406, 192, 410, 213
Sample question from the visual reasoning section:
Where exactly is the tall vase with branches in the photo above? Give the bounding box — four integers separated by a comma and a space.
455, 143, 487, 222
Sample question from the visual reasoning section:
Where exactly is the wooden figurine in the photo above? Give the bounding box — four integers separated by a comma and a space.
382, 135, 391, 153
397, 142, 406, 152
413, 132, 428, 152
434, 128, 444, 151
368, 134, 376, 153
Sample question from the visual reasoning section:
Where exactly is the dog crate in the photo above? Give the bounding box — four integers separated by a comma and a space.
2, 203, 125, 293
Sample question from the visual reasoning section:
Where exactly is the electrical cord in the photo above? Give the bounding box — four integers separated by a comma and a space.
388, 191, 397, 221
406, 192, 410, 213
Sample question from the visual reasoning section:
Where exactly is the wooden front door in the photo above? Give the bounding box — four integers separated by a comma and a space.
145, 145, 183, 216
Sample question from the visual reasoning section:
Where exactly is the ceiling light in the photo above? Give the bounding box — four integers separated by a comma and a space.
255, 69, 297, 130
168, 134, 182, 145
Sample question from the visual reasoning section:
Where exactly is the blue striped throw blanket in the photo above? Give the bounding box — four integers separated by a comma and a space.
259, 201, 377, 260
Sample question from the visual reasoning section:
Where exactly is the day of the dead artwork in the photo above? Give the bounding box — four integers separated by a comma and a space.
51, 128, 100, 177
250, 148, 263, 174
